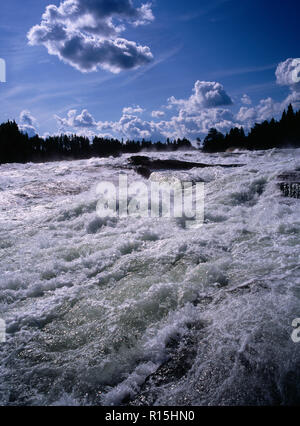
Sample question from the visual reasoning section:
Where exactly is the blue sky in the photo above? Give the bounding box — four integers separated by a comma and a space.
0, 0, 299, 140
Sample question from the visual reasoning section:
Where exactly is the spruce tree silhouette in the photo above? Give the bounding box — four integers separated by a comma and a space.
0, 105, 299, 164
203, 104, 300, 153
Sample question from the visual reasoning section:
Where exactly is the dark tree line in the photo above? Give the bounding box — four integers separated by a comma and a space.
1, 104, 300, 164
203, 104, 300, 153
0, 121, 193, 164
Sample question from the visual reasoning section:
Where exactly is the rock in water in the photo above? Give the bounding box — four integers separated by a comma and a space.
278, 172, 300, 199
129, 156, 245, 178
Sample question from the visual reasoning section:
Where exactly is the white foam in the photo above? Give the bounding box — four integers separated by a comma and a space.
0, 148, 300, 406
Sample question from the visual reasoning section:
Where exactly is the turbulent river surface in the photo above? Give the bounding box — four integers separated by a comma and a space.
0, 149, 300, 406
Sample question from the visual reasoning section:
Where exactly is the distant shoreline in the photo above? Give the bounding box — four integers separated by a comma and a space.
0, 104, 300, 165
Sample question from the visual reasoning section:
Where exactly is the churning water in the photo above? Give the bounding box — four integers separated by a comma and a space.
0, 149, 299, 406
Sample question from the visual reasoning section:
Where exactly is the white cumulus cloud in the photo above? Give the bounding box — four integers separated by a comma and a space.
168, 80, 233, 114
19, 110, 38, 137
241, 94, 252, 105
55, 109, 98, 129
274, 58, 300, 111
151, 110, 165, 118
28, 0, 154, 73
122, 105, 145, 114
276, 58, 300, 89
52, 59, 300, 143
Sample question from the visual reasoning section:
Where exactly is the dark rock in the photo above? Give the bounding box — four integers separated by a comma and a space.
278, 172, 300, 199
135, 166, 152, 179
129, 156, 245, 176
128, 334, 198, 406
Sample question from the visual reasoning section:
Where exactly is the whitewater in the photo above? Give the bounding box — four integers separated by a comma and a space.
0, 148, 299, 406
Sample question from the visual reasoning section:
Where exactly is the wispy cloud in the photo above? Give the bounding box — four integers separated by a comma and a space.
119, 44, 183, 86
178, 0, 233, 22
231, 81, 278, 96
210, 63, 277, 79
